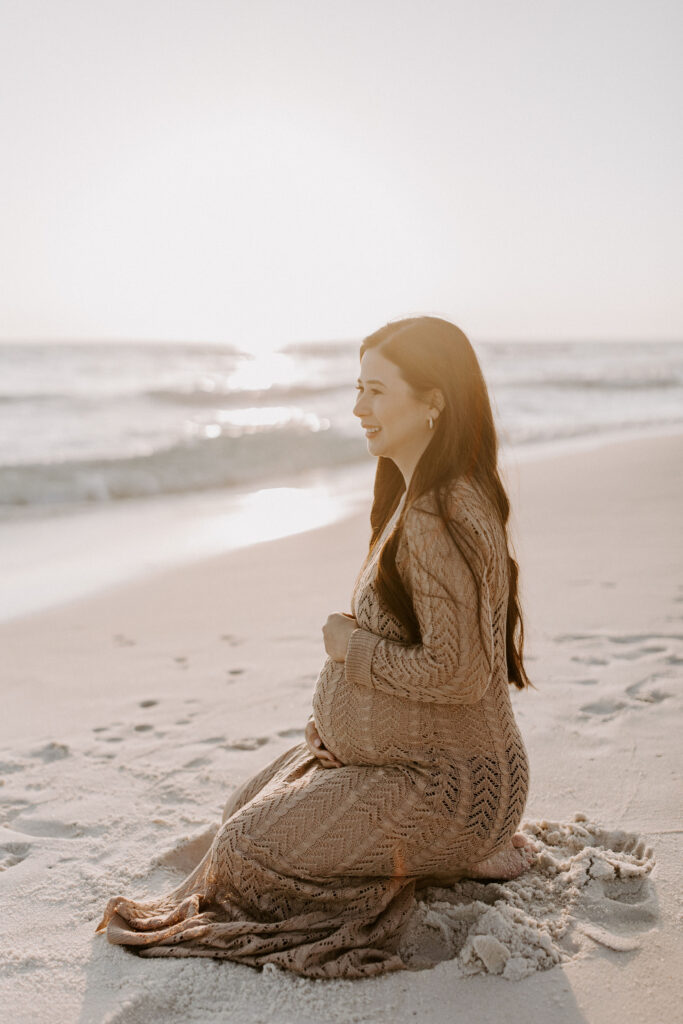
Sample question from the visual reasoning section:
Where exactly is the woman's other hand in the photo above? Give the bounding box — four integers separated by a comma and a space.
305, 717, 344, 769
322, 612, 358, 663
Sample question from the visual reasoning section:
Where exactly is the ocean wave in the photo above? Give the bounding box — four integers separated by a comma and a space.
0, 380, 348, 408
500, 415, 683, 447
497, 374, 681, 391
0, 392, 83, 404
4, 413, 683, 510
146, 381, 346, 407
0, 426, 367, 507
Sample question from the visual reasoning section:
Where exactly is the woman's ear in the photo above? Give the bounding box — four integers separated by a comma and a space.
430, 388, 445, 415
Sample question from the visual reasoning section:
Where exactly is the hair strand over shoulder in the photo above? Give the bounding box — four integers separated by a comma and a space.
353, 316, 533, 692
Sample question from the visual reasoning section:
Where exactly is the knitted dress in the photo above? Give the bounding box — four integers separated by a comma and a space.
95, 476, 529, 978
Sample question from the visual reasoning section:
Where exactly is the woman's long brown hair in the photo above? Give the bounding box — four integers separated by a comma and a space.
355, 316, 532, 691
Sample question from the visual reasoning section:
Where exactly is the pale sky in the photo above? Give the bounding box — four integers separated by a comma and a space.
1, 0, 681, 349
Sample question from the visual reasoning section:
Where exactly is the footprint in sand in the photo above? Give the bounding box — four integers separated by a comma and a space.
580, 698, 627, 720
6, 818, 82, 839
134, 724, 153, 732
113, 634, 136, 647
0, 841, 30, 871
557, 632, 683, 689
608, 633, 682, 649
220, 634, 244, 646
228, 668, 245, 676
173, 656, 188, 668
183, 756, 211, 769
139, 699, 158, 708
625, 677, 671, 704
92, 726, 123, 740
556, 631, 682, 647
581, 673, 671, 718
31, 742, 70, 763
611, 644, 667, 661
277, 728, 306, 738
223, 737, 270, 751
0, 797, 31, 824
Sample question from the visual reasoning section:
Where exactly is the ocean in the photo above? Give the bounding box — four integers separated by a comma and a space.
2, 338, 682, 516
2, 336, 682, 621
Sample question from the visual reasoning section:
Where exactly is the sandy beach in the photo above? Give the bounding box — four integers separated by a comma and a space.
1, 430, 681, 1022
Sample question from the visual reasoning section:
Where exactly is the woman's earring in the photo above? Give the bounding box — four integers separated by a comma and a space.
428, 416, 434, 430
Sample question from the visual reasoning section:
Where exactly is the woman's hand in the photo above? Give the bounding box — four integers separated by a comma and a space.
305, 717, 344, 769
322, 612, 358, 663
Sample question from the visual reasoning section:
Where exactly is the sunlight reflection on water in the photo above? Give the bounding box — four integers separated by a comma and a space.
225, 351, 301, 393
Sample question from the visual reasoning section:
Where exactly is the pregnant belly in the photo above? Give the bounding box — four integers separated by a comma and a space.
311, 655, 409, 766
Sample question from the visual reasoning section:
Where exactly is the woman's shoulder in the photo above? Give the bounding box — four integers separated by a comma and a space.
403, 477, 501, 564
406, 475, 489, 525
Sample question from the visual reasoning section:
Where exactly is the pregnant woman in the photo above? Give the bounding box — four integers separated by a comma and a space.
96, 315, 533, 978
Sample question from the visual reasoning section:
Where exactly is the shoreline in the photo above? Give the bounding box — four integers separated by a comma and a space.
3, 422, 683, 626
0, 460, 376, 624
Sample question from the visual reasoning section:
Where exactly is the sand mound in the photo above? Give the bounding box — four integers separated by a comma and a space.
398, 814, 657, 979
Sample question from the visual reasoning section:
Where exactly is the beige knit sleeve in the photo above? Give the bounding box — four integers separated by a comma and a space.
344, 497, 498, 704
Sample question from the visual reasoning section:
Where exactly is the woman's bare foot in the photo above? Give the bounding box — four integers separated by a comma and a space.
465, 833, 538, 881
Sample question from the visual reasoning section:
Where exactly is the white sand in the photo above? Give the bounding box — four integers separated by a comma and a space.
1, 432, 681, 1022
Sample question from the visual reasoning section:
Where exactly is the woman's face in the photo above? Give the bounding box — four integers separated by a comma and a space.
353, 347, 434, 476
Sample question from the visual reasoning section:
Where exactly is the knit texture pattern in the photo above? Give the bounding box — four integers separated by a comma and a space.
95, 476, 529, 978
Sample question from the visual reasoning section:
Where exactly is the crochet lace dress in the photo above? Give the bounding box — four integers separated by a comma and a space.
95, 476, 529, 978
